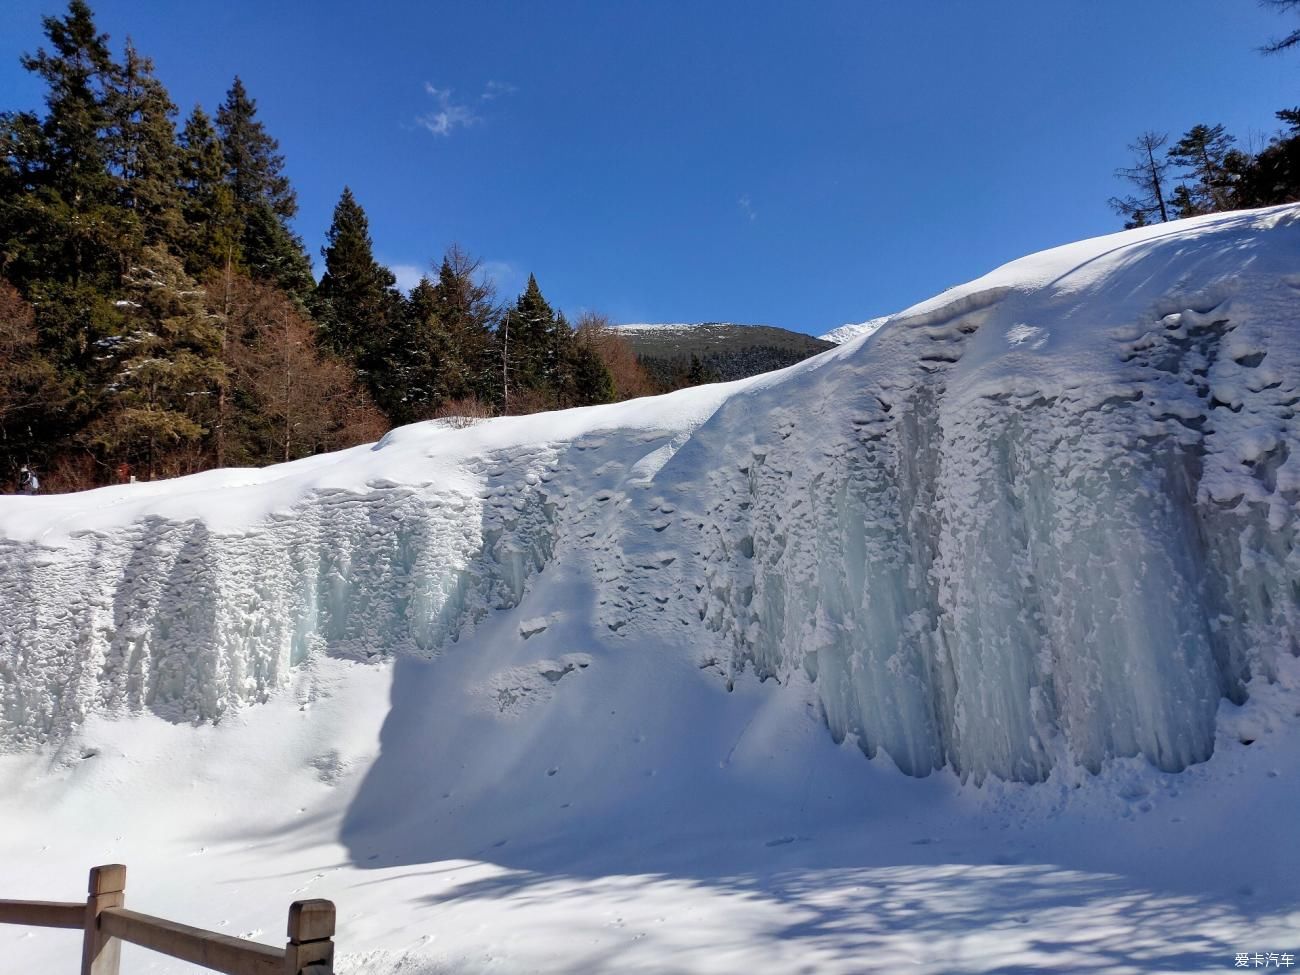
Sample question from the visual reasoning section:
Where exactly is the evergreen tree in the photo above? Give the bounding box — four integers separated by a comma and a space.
562, 336, 615, 406
685, 354, 721, 386
314, 187, 400, 365
382, 273, 445, 423
215, 76, 295, 219
1236, 109, 1300, 207
84, 248, 224, 478
431, 246, 497, 403
1168, 124, 1242, 216
0, 5, 393, 488
0, 0, 131, 464
381, 247, 500, 424
503, 273, 557, 398
107, 39, 184, 250
243, 200, 314, 302
550, 311, 574, 392
178, 105, 239, 277
408, 274, 438, 323
1, 0, 127, 292
215, 76, 310, 298
19, 1, 117, 211
1109, 131, 1171, 228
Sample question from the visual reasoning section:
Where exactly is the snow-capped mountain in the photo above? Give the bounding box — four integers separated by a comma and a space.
2, 206, 1298, 974
612, 321, 834, 383
818, 316, 890, 344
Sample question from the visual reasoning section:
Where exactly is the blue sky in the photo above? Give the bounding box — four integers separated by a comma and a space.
1, 1, 1295, 334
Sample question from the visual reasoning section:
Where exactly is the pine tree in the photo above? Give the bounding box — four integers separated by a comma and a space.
215, 76, 295, 219
19, 1, 117, 212
314, 187, 399, 364
0, 5, 392, 487
178, 105, 239, 277
431, 246, 497, 403
383, 274, 445, 423
215, 76, 310, 298
84, 247, 224, 478
107, 40, 184, 250
0, 0, 132, 463
1236, 109, 1300, 207
243, 200, 314, 302
562, 337, 615, 406
1108, 131, 1171, 228
504, 273, 557, 397
1, 0, 128, 292
1168, 124, 1241, 217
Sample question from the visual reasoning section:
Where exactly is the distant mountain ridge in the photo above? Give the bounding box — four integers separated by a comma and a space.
612, 321, 835, 384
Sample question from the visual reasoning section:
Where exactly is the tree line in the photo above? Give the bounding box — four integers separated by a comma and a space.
0, 1, 655, 492
1108, 2, 1299, 227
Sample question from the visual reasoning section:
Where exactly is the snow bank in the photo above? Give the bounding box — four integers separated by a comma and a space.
3, 206, 1299, 784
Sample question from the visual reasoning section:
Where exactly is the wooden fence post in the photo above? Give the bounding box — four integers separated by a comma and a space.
284, 899, 335, 974
81, 864, 126, 975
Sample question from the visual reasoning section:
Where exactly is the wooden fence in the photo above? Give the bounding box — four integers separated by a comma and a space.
0, 864, 335, 974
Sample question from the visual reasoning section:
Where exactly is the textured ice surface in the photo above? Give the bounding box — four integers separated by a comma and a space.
2, 206, 1299, 783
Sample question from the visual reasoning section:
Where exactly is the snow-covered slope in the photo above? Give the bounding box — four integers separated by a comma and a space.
5, 205, 1298, 781
818, 316, 889, 344
2, 207, 1299, 973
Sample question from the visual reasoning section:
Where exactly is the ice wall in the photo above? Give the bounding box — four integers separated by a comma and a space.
2, 206, 1298, 782
0, 446, 575, 745
662, 211, 1300, 782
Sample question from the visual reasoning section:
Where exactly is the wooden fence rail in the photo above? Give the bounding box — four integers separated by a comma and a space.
0, 864, 334, 975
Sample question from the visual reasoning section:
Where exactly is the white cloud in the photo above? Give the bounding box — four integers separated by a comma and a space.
389, 263, 426, 294
477, 260, 525, 298
418, 84, 480, 137
738, 194, 757, 222
385, 258, 521, 298
417, 81, 516, 136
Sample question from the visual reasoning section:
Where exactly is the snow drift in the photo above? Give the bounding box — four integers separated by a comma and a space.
3, 206, 1299, 785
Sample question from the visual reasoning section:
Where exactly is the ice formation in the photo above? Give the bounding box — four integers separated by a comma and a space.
2, 206, 1298, 783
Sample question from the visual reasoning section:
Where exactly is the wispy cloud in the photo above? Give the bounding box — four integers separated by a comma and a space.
388, 262, 426, 294
418, 84, 479, 136
417, 80, 516, 137
738, 194, 757, 222
481, 80, 517, 101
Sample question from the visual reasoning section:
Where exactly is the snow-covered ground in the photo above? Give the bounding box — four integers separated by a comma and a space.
2, 206, 1299, 973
